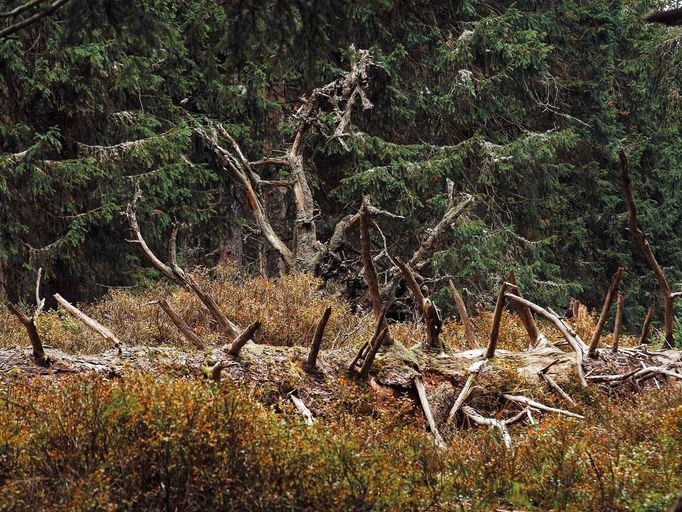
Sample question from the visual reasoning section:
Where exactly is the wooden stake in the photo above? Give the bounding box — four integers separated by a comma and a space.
588, 267, 624, 357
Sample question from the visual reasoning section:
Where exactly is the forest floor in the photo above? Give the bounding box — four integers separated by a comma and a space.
0, 268, 681, 511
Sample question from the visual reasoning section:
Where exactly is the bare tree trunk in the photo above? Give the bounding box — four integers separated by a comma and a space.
588, 267, 624, 357
620, 149, 678, 349
611, 293, 624, 353
448, 279, 476, 348
0, 259, 7, 301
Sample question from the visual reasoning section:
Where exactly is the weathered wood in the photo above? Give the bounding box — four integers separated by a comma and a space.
639, 307, 654, 345
448, 279, 476, 348
127, 193, 241, 340
227, 320, 261, 356
7, 268, 49, 365
54, 293, 122, 350
502, 394, 584, 419
306, 306, 332, 368
507, 271, 541, 348
539, 361, 576, 404
505, 293, 588, 387
588, 267, 624, 357
358, 328, 388, 378
446, 359, 487, 425
485, 281, 508, 359
414, 376, 447, 450
395, 257, 442, 350
155, 299, 205, 349
611, 293, 624, 353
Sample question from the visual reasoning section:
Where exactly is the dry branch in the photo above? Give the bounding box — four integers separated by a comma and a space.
461, 406, 515, 448
620, 149, 678, 348
0, 0, 71, 38
505, 293, 588, 387
446, 359, 487, 425
227, 320, 261, 356
502, 394, 584, 419
54, 293, 122, 350
290, 394, 315, 426
126, 192, 241, 340
358, 328, 388, 378
448, 279, 476, 348
588, 267, 624, 357
154, 299, 205, 349
7, 268, 48, 365
306, 306, 332, 368
414, 376, 447, 449
539, 361, 576, 404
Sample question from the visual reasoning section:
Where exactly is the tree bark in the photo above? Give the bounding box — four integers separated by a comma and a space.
639, 307, 654, 345
306, 306, 332, 368
54, 293, 122, 350
485, 281, 508, 359
506, 270, 541, 348
155, 299, 205, 349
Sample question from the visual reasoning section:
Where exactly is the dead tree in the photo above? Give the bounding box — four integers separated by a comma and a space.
54, 293, 122, 350
620, 149, 680, 349
306, 306, 332, 369
199, 50, 383, 274
359, 198, 392, 344
414, 376, 447, 449
507, 270, 545, 349
611, 293, 624, 353
7, 268, 49, 365
448, 279, 476, 348
348, 309, 388, 376
126, 191, 241, 341
588, 267, 624, 357
395, 257, 442, 351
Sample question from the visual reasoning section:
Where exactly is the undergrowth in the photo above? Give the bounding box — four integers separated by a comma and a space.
0, 374, 679, 511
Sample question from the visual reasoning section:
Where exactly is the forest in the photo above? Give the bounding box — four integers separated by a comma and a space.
1, 0, 682, 510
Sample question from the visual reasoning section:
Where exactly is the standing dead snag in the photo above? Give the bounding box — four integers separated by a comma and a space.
348, 309, 388, 376
448, 279, 476, 348
54, 293, 122, 351
7, 268, 49, 365
611, 293, 624, 353
126, 192, 241, 340
485, 280, 509, 359
588, 267, 625, 358
619, 149, 679, 349
395, 257, 442, 351
306, 306, 332, 369
639, 307, 654, 345
505, 293, 588, 387
359, 198, 392, 344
